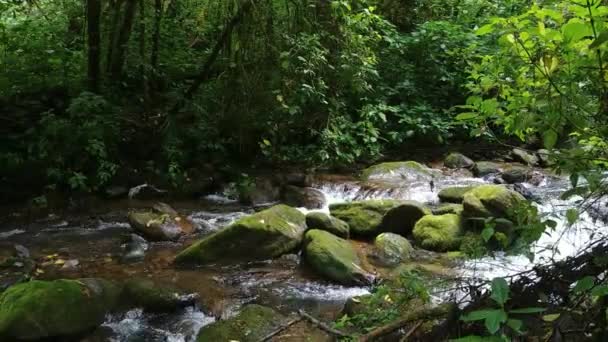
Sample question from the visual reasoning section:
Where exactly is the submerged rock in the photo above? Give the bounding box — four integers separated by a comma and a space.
512, 148, 539, 166
196, 304, 285, 342
438, 186, 476, 203
361, 161, 440, 183
122, 279, 197, 313
473, 161, 502, 177
0, 278, 121, 340
121, 234, 149, 262
330, 200, 429, 237
281, 185, 326, 209
462, 185, 526, 221
303, 229, 373, 285
305, 212, 349, 238
444, 153, 475, 169
373, 233, 413, 266
413, 214, 462, 252
175, 205, 306, 264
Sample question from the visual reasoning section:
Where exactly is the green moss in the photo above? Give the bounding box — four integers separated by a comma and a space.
462, 185, 525, 220
438, 186, 476, 203
374, 233, 413, 266
175, 204, 305, 264
0, 279, 120, 340
305, 212, 349, 238
197, 304, 285, 342
433, 203, 464, 216
304, 230, 370, 285
330, 200, 401, 237
361, 161, 438, 181
412, 214, 462, 252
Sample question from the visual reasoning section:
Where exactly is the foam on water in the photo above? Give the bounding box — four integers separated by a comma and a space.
0, 229, 25, 239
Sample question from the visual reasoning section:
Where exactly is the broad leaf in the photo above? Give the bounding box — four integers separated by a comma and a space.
481, 226, 495, 242
573, 276, 594, 293
490, 278, 510, 306
506, 318, 523, 333
590, 30, 608, 49
509, 307, 546, 314
566, 208, 579, 226
562, 21, 592, 42
543, 130, 558, 149
484, 309, 508, 334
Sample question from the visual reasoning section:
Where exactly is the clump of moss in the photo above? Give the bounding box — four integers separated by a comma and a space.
413, 214, 462, 252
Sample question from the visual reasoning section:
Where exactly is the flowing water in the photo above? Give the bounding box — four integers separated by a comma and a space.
0, 166, 604, 341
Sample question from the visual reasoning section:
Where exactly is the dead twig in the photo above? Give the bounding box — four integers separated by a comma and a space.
258, 317, 303, 342
297, 309, 350, 338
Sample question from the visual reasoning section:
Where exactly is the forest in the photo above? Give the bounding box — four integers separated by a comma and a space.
1, 0, 608, 341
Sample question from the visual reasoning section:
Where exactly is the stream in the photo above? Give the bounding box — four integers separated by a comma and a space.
0, 165, 604, 341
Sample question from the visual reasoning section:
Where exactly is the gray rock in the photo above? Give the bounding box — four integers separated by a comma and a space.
473, 161, 502, 177
122, 234, 149, 262
281, 185, 326, 209
444, 153, 475, 169
512, 148, 539, 166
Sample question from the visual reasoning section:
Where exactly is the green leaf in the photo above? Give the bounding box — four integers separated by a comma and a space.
509, 307, 546, 314
450, 336, 503, 342
573, 276, 595, 293
591, 285, 608, 297
481, 226, 495, 242
476, 24, 495, 36
456, 112, 478, 121
490, 278, 510, 306
461, 309, 500, 322
543, 130, 558, 149
484, 309, 508, 334
566, 208, 579, 226
542, 313, 561, 322
506, 318, 523, 333
562, 21, 592, 42
589, 30, 608, 49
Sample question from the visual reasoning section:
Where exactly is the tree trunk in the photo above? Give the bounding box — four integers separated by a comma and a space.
139, 0, 149, 107
109, 0, 138, 78
106, 0, 123, 72
151, 0, 163, 69
86, 0, 102, 92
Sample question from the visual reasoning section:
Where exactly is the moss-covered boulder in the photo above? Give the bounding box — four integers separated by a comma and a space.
501, 166, 532, 184
512, 148, 539, 166
196, 304, 286, 342
413, 214, 462, 252
305, 212, 349, 238
473, 161, 502, 177
329, 200, 400, 237
361, 161, 440, 183
329, 200, 429, 237
303, 230, 372, 285
373, 233, 413, 266
438, 186, 476, 203
128, 205, 196, 241
0, 278, 121, 340
462, 185, 526, 221
444, 153, 474, 169
175, 205, 306, 264
432, 203, 464, 216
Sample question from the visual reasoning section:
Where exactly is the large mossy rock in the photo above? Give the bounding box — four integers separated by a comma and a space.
473, 161, 502, 177
444, 153, 474, 169
303, 230, 372, 285
0, 278, 121, 340
175, 205, 306, 264
305, 212, 349, 238
361, 161, 439, 183
462, 185, 526, 221
330, 200, 429, 237
373, 233, 413, 266
196, 304, 286, 342
432, 203, 464, 216
413, 214, 462, 252
122, 279, 196, 313
438, 186, 476, 203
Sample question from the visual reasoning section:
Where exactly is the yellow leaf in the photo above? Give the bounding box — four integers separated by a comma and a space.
54, 259, 65, 265
543, 313, 561, 322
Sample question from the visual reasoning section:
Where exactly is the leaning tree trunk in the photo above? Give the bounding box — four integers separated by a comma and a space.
86, 0, 102, 92
109, 0, 138, 78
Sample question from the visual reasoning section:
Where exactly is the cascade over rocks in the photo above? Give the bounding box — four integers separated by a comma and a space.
175, 204, 306, 264
444, 152, 475, 169
361, 161, 441, 184
303, 229, 373, 285
305, 212, 349, 238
